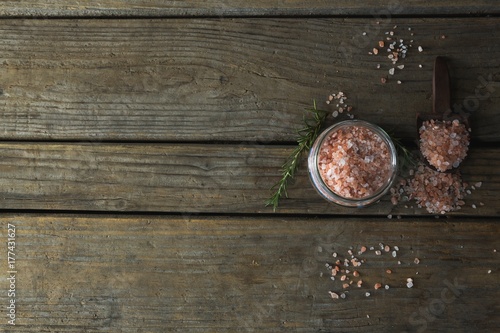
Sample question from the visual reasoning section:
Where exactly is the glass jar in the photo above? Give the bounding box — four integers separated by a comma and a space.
308, 120, 398, 207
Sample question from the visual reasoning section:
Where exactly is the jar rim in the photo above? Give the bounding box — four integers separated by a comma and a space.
308, 120, 398, 207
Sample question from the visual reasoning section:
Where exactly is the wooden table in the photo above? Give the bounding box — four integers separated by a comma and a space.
0, 2, 499, 332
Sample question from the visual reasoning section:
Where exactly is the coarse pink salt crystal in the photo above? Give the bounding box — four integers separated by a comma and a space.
329, 291, 339, 299
406, 163, 468, 214
419, 119, 470, 172
317, 126, 392, 199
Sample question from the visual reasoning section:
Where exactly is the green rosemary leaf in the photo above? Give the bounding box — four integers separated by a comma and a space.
390, 135, 418, 174
266, 101, 328, 211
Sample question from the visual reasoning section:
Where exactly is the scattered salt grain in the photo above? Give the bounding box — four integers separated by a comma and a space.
418, 46, 423, 52
389, 68, 395, 75
488, 270, 492, 274
329, 291, 339, 299
327, 91, 354, 119
385, 285, 390, 290
365, 292, 371, 297
406, 278, 414, 288
392, 250, 397, 258
414, 258, 420, 264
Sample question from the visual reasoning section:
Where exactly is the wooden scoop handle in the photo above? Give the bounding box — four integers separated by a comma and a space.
432, 56, 451, 115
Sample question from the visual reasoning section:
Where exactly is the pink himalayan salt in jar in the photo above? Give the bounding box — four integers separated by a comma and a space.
308, 120, 398, 207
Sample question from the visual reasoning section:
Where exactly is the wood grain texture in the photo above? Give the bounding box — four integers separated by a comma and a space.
0, 143, 497, 216
0, 18, 499, 142
1, 214, 498, 332
0, 1, 498, 17
0, 3, 496, 333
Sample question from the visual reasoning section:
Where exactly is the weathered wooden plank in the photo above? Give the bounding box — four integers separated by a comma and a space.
0, 1, 498, 17
0, 143, 497, 216
1, 214, 498, 332
0, 18, 498, 142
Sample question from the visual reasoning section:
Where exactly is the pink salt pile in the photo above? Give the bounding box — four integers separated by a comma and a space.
419, 119, 470, 172
392, 163, 468, 214
318, 126, 392, 199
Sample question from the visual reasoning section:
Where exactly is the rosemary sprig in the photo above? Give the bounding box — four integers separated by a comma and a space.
266, 100, 328, 211
391, 136, 418, 174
